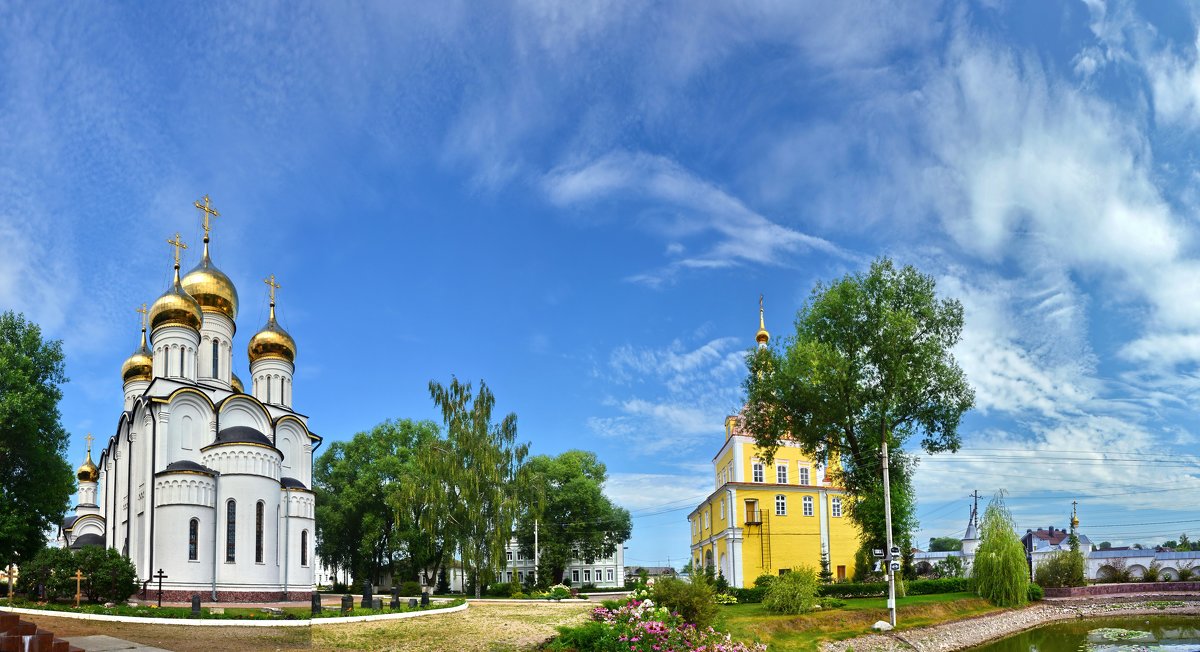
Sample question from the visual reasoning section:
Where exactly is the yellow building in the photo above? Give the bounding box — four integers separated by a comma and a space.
687, 301, 861, 588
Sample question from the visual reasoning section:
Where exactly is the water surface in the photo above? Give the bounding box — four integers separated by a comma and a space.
968, 616, 1200, 652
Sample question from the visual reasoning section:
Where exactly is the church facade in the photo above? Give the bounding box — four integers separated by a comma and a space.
60, 197, 320, 601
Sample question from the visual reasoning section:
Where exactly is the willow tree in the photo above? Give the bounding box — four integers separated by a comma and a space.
410, 378, 528, 597
743, 258, 974, 552
972, 492, 1028, 606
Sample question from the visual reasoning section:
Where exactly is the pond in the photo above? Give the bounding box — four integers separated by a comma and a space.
969, 616, 1200, 652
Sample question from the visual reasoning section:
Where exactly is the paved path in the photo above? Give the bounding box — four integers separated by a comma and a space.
64, 635, 172, 652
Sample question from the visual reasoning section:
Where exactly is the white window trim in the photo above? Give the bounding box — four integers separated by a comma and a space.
777, 463, 788, 484
775, 494, 787, 516
752, 461, 764, 483
803, 495, 814, 517
832, 497, 843, 518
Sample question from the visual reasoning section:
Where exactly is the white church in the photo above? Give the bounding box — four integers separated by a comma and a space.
60, 197, 320, 602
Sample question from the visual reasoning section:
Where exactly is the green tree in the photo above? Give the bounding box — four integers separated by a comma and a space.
313, 419, 443, 586
743, 259, 974, 553
1099, 541, 1112, 550
411, 378, 528, 598
935, 555, 965, 579
763, 566, 820, 614
0, 312, 74, 566
929, 537, 963, 552
515, 450, 631, 585
818, 550, 833, 583
971, 492, 1029, 607
74, 546, 138, 603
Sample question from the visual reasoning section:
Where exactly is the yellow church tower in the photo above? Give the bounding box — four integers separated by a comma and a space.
687, 297, 861, 587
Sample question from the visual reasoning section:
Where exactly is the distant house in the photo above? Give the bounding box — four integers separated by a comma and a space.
625, 566, 676, 583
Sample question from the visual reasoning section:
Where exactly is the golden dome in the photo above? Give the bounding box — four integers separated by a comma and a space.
77, 446, 98, 483
182, 238, 239, 321
248, 304, 296, 364
231, 372, 244, 393
150, 262, 203, 332
121, 327, 153, 384
755, 295, 770, 345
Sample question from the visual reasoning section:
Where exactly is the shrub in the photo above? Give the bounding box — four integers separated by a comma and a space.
763, 567, 820, 615
548, 584, 572, 600
17, 547, 75, 600
1034, 550, 1085, 588
715, 569, 729, 592
399, 580, 422, 596
1142, 562, 1162, 583
935, 555, 966, 579
971, 492, 1029, 607
753, 574, 776, 588
435, 569, 450, 595
818, 582, 887, 598
819, 597, 847, 609
714, 592, 738, 604
731, 586, 766, 603
548, 620, 617, 651
74, 547, 138, 603
1178, 564, 1195, 581
1099, 560, 1135, 583
651, 576, 718, 629
1027, 583, 1044, 601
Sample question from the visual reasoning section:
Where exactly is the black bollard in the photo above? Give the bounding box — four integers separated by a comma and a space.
341, 594, 353, 615
360, 581, 373, 609
191, 594, 201, 619
408, 598, 418, 609
390, 587, 400, 610
420, 590, 430, 607
311, 592, 322, 616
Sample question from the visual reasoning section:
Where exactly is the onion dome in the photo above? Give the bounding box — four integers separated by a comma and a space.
755, 294, 770, 346
248, 275, 296, 364
77, 436, 99, 483
149, 234, 203, 331
121, 319, 153, 383
231, 372, 244, 393
182, 236, 239, 322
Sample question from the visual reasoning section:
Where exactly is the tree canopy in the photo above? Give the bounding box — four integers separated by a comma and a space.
971, 492, 1029, 607
928, 536, 963, 552
0, 311, 74, 564
313, 418, 443, 586
743, 258, 975, 551
515, 450, 632, 585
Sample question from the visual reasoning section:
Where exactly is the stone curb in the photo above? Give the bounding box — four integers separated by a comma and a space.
0, 600, 468, 627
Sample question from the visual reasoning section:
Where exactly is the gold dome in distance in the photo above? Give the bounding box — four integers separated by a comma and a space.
756, 294, 770, 345
150, 234, 203, 332
121, 331, 153, 383
77, 435, 99, 483
231, 372, 244, 393
248, 275, 296, 364
182, 239, 239, 322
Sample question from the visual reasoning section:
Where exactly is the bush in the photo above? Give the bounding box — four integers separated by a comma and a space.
714, 592, 738, 604
1099, 560, 1135, 584
75, 547, 138, 603
1142, 562, 1162, 583
818, 582, 887, 598
753, 574, 776, 588
398, 580, 422, 596
731, 586, 767, 603
547, 620, 617, 651
763, 567, 819, 615
1027, 583, 1044, 602
1034, 550, 1085, 588
651, 576, 718, 629
971, 492, 1029, 607
17, 547, 75, 600
435, 569, 450, 595
1178, 565, 1195, 581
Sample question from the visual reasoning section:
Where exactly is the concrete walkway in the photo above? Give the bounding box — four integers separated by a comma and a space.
64, 635, 172, 652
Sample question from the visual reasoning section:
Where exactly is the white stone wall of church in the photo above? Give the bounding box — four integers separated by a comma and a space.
203, 446, 282, 481
251, 358, 293, 408
215, 474, 283, 589
280, 510, 315, 591
219, 397, 272, 437
156, 503, 215, 586
151, 325, 200, 381
197, 313, 235, 387
163, 394, 212, 467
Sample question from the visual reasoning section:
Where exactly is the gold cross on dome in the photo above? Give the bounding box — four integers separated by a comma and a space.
167, 233, 188, 266
264, 274, 281, 304
194, 195, 220, 238
85, 432, 93, 452
136, 303, 148, 330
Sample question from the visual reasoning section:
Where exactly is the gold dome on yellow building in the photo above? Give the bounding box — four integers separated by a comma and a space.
248, 275, 296, 364
182, 240, 239, 322
77, 436, 99, 483
149, 233, 203, 332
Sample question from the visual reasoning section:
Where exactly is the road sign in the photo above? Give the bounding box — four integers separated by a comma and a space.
872, 548, 884, 558
890, 561, 901, 571
889, 546, 901, 557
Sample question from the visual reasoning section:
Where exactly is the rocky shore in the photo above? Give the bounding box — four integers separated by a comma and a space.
822, 595, 1200, 652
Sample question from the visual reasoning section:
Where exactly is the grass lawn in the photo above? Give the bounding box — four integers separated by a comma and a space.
716, 592, 1005, 652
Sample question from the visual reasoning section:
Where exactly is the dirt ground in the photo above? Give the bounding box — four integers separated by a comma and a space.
15, 601, 593, 651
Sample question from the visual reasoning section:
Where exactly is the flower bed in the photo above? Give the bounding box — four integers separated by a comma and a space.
550, 598, 765, 652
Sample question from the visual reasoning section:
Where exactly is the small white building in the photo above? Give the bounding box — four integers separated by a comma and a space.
501, 538, 626, 588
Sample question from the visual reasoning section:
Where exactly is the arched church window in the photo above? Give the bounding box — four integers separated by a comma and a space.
301, 530, 309, 567
189, 518, 199, 561
255, 501, 265, 563
226, 499, 237, 562
212, 339, 219, 379
267, 379, 271, 404
179, 347, 185, 377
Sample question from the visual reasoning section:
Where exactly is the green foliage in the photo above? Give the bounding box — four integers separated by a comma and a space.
313, 418, 444, 586
1098, 541, 1112, 550
74, 547, 138, 603
548, 620, 618, 651
651, 575, 718, 629
929, 537, 963, 552
0, 312, 74, 565
1142, 562, 1162, 582
753, 574, 776, 588
742, 259, 974, 552
1027, 583, 1044, 601
935, 555, 965, 578
1098, 559, 1135, 583
514, 450, 631, 585
731, 586, 767, 603
715, 569, 729, 592
17, 546, 75, 600
971, 492, 1029, 607
1177, 564, 1195, 581
763, 567, 820, 614
818, 551, 833, 584
398, 580, 422, 596
435, 568, 450, 594
1034, 550, 1085, 588
408, 378, 529, 598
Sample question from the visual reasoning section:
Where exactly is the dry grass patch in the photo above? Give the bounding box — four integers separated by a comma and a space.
16, 612, 312, 651
313, 601, 593, 652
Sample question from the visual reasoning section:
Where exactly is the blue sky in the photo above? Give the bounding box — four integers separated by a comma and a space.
5, 0, 1200, 569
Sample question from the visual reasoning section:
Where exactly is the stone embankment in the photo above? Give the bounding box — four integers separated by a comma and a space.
823, 595, 1200, 652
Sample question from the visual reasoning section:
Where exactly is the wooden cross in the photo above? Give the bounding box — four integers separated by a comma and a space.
153, 568, 168, 607
167, 233, 188, 266
264, 274, 281, 305
194, 195, 220, 238
73, 569, 87, 608
136, 303, 148, 331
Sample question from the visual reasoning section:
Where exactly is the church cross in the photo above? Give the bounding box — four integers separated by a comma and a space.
137, 303, 148, 331
167, 233, 188, 266
264, 274, 281, 305
73, 569, 88, 607
85, 433, 93, 453
194, 195, 220, 238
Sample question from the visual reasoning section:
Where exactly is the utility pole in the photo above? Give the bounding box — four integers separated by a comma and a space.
882, 438, 897, 628
534, 519, 539, 586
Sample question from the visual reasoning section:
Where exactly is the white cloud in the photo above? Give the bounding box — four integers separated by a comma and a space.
544, 151, 848, 286
605, 472, 713, 512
